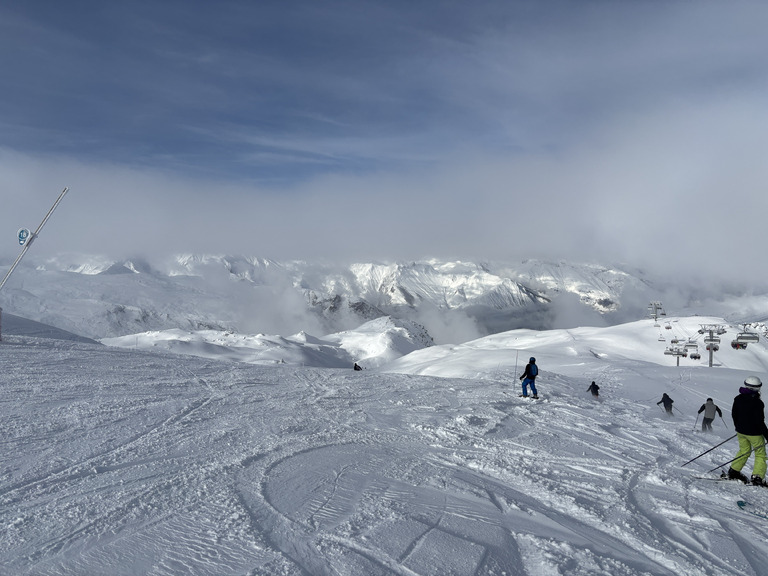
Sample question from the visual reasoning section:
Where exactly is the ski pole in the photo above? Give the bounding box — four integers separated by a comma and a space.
513, 350, 519, 378
693, 414, 700, 432
719, 415, 728, 429
707, 439, 768, 473
513, 350, 519, 390
681, 433, 737, 467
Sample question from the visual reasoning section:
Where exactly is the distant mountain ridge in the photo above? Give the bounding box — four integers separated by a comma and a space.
0, 254, 763, 342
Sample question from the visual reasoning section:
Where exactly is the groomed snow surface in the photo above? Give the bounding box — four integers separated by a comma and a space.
3, 316, 768, 575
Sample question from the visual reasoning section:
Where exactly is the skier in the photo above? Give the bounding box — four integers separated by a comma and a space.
587, 381, 600, 397
519, 357, 539, 399
724, 376, 768, 486
657, 393, 674, 415
353, 362, 363, 371
697, 398, 722, 432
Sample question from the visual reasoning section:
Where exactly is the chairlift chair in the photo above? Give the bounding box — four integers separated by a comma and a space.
731, 340, 748, 350
690, 352, 701, 360
736, 332, 759, 343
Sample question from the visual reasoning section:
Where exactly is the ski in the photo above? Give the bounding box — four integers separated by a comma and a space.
692, 475, 734, 482
737, 500, 768, 520
517, 394, 546, 402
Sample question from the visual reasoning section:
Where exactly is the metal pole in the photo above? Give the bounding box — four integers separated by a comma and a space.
0, 187, 69, 293
513, 349, 519, 386
0, 188, 69, 343
681, 433, 737, 467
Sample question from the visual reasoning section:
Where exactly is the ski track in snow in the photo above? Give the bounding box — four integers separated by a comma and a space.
3, 335, 768, 575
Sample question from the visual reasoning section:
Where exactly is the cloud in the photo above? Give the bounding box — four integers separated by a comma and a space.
1, 1, 767, 287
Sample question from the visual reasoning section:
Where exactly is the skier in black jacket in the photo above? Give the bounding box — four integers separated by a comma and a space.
657, 393, 674, 415
587, 381, 600, 397
725, 376, 768, 486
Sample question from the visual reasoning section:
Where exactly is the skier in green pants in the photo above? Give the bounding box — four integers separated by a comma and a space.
725, 376, 768, 486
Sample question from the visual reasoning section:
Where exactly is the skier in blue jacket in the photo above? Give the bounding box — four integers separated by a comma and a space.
520, 357, 539, 399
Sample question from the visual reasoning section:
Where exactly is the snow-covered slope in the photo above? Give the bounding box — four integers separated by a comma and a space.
4, 313, 768, 575
102, 316, 434, 369
382, 316, 768, 378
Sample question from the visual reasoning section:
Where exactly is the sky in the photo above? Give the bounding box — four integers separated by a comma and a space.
1, 1, 767, 282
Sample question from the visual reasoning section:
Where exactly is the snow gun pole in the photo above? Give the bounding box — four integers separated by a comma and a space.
0, 187, 69, 342
681, 433, 737, 467
0, 187, 69, 293
707, 439, 768, 474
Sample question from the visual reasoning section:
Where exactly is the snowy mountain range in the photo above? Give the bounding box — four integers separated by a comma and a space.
3, 254, 765, 348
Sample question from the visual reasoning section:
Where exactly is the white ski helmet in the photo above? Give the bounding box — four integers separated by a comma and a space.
744, 376, 763, 390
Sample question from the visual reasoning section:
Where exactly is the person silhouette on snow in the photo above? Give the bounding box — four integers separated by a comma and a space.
725, 376, 768, 486
657, 393, 674, 415
587, 381, 600, 397
697, 398, 722, 432
520, 357, 538, 399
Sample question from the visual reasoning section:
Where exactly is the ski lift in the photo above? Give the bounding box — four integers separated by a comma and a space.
690, 352, 701, 360
685, 341, 698, 351
731, 340, 748, 350
704, 336, 720, 345
670, 337, 680, 344
665, 323, 672, 330
658, 335, 666, 342
736, 331, 759, 344
706, 343, 720, 352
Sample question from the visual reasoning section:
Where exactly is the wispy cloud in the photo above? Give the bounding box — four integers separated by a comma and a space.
1, 1, 766, 284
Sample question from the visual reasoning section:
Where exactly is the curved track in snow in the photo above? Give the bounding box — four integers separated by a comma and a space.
2, 337, 768, 575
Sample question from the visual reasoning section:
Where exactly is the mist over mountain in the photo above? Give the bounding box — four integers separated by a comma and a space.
2, 255, 767, 345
